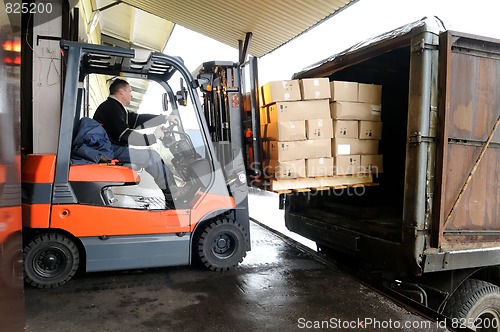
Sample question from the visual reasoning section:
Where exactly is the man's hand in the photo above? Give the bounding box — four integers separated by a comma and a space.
154, 125, 165, 140
164, 114, 180, 125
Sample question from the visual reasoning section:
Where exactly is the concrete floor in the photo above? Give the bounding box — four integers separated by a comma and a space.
24, 217, 448, 331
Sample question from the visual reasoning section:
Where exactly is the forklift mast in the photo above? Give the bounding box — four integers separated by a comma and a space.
195, 57, 263, 187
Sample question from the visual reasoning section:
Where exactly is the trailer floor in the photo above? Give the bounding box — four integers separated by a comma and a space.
24, 223, 449, 331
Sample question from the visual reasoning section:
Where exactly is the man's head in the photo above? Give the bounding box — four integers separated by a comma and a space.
109, 79, 132, 106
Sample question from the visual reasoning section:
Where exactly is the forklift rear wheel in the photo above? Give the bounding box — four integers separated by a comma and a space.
443, 279, 500, 331
196, 218, 246, 271
24, 233, 80, 288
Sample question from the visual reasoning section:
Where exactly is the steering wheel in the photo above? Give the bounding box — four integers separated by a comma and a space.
159, 120, 181, 148
163, 122, 177, 133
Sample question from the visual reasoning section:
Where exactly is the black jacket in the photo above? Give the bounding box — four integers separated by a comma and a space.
71, 117, 114, 164
93, 97, 165, 146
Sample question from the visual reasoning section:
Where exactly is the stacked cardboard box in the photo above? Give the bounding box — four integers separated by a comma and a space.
260, 78, 333, 179
330, 81, 383, 175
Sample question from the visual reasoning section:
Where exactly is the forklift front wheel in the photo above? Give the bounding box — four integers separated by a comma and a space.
196, 218, 246, 271
24, 233, 80, 288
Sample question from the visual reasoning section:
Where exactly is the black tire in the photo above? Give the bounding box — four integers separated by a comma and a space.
23, 233, 80, 288
443, 279, 500, 331
195, 219, 246, 271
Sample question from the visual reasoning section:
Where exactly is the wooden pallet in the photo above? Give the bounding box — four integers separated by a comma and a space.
268, 174, 374, 193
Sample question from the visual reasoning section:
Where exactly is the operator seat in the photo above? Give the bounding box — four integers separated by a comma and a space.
69, 117, 142, 205
68, 164, 140, 183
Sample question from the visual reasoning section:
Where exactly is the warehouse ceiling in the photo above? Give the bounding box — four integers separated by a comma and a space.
93, 0, 358, 57
93, 0, 174, 52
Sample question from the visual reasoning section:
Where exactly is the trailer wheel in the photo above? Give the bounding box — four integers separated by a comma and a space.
443, 279, 500, 331
195, 219, 246, 271
24, 233, 79, 288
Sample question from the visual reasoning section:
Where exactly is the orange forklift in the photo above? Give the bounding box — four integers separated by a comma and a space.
21, 41, 259, 288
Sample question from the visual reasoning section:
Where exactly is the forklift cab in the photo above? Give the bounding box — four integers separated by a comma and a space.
57, 41, 217, 210
43, 41, 227, 209
21, 41, 250, 288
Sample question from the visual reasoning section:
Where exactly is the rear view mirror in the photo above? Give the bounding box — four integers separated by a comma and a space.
176, 78, 188, 107
196, 75, 212, 93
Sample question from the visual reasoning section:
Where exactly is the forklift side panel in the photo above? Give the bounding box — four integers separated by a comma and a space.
49, 205, 191, 236
190, 193, 236, 230
22, 204, 51, 229
81, 234, 189, 272
22, 154, 56, 228
21, 154, 56, 183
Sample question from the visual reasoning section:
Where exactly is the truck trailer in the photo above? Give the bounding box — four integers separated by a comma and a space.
272, 17, 500, 327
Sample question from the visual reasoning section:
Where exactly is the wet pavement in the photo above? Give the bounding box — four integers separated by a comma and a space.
24, 209, 448, 331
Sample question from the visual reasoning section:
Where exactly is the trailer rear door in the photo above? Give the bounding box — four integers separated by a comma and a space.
433, 31, 500, 249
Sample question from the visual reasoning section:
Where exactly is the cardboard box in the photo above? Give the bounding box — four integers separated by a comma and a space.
359, 140, 379, 155
330, 101, 381, 121
334, 155, 361, 175
267, 100, 330, 122
360, 155, 383, 174
358, 83, 382, 104
242, 92, 252, 112
333, 120, 358, 138
332, 138, 358, 156
264, 159, 306, 179
358, 121, 383, 140
261, 121, 306, 141
261, 141, 270, 159
330, 81, 358, 102
268, 139, 331, 161
259, 106, 268, 125
300, 78, 331, 100
260, 125, 265, 140
332, 138, 379, 155
261, 80, 301, 106
306, 158, 334, 177
302, 139, 332, 159
268, 141, 298, 161
306, 118, 333, 140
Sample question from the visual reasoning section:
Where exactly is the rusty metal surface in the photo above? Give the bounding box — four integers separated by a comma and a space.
434, 31, 500, 249
443, 146, 499, 228
447, 42, 500, 142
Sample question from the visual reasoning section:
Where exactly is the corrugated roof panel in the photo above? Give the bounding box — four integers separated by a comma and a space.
97, 0, 174, 52
121, 0, 356, 57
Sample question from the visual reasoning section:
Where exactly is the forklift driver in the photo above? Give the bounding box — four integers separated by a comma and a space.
93, 78, 183, 209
